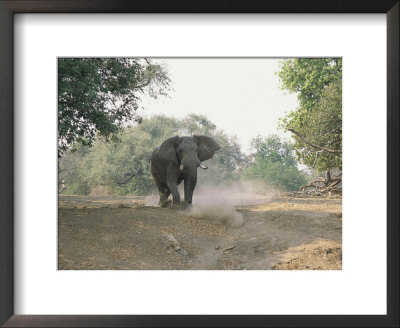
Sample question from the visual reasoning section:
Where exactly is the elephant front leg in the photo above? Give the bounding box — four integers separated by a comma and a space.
152, 174, 171, 207
167, 182, 180, 205
158, 185, 171, 208
166, 167, 180, 205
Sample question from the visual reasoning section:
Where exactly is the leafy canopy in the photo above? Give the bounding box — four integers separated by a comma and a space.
59, 115, 246, 196
278, 58, 342, 171
58, 58, 170, 157
242, 135, 307, 191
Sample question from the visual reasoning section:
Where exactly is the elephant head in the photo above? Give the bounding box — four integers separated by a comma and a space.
159, 135, 220, 172
151, 135, 220, 206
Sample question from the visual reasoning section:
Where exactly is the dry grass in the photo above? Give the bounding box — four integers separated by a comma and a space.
252, 202, 342, 213
272, 238, 342, 270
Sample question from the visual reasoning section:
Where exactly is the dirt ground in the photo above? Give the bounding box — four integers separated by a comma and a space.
58, 193, 342, 270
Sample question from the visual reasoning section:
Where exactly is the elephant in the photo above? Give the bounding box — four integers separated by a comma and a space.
150, 135, 220, 207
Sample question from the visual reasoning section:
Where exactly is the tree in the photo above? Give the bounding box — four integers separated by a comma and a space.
242, 135, 307, 191
58, 115, 247, 195
278, 58, 341, 112
58, 58, 170, 157
58, 145, 93, 195
278, 58, 342, 172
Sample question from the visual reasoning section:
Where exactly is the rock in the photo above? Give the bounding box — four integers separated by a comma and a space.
163, 234, 188, 256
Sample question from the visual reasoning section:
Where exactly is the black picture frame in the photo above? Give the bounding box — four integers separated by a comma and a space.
0, 1, 398, 327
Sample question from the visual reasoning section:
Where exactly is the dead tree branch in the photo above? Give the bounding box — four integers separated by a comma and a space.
115, 172, 140, 185
299, 170, 342, 196
288, 129, 341, 154
299, 178, 325, 191
98, 170, 143, 187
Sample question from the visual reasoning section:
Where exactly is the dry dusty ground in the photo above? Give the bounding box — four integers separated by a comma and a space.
58, 193, 342, 270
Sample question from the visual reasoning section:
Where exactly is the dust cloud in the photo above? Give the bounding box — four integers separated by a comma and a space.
186, 182, 277, 227
145, 182, 277, 227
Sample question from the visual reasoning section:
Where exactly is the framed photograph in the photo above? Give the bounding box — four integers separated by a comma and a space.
1, 1, 398, 327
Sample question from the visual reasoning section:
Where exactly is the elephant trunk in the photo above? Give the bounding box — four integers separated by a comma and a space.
184, 167, 198, 204
180, 157, 202, 172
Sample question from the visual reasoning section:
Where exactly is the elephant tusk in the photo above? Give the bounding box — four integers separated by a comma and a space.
179, 164, 184, 171
199, 163, 208, 170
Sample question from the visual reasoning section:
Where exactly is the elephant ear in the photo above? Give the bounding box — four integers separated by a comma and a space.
193, 135, 220, 162
158, 135, 179, 163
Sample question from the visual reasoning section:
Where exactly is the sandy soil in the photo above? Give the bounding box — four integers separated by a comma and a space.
58, 194, 342, 270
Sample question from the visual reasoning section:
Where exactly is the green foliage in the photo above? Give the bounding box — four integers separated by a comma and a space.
278, 58, 342, 171
58, 58, 170, 157
242, 135, 307, 191
58, 146, 94, 195
278, 58, 341, 112
250, 135, 297, 167
59, 115, 247, 195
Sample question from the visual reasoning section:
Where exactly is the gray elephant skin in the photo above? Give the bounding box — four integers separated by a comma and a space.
150, 135, 220, 207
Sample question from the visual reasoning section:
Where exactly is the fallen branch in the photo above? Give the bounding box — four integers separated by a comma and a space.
299, 178, 325, 191
299, 170, 342, 196
321, 180, 342, 193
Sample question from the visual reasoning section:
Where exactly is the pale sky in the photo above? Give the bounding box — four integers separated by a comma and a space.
138, 58, 299, 154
